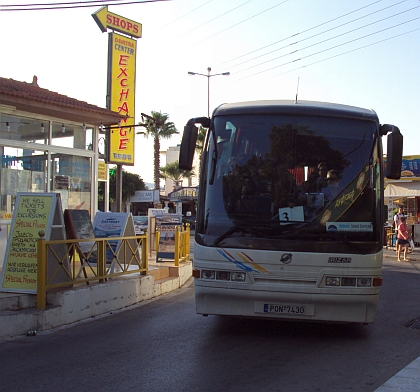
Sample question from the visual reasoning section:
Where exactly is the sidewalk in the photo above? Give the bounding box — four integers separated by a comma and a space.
0, 235, 195, 340
375, 246, 420, 391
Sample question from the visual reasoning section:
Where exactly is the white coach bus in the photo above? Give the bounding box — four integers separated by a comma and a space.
179, 100, 403, 324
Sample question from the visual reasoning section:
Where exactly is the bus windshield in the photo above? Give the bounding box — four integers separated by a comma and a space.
197, 113, 381, 254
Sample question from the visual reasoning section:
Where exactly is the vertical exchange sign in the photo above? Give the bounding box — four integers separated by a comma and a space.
107, 32, 137, 165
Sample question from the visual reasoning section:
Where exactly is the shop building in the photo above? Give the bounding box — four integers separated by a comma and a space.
0, 76, 121, 259
385, 155, 420, 244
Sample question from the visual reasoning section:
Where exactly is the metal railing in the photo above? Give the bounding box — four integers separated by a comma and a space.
175, 224, 191, 266
36, 232, 148, 310
36, 224, 192, 310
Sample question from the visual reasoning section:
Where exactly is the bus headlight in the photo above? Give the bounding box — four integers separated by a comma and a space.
357, 278, 372, 287
202, 270, 215, 279
231, 272, 246, 282
325, 276, 374, 287
197, 269, 246, 282
216, 271, 230, 281
326, 276, 340, 286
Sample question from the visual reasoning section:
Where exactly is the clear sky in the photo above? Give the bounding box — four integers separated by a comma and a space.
1, 0, 419, 183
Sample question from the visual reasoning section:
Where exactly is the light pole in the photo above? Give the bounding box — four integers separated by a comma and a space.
188, 67, 230, 118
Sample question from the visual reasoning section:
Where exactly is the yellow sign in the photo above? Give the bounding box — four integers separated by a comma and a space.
98, 161, 107, 181
92, 6, 142, 38
1, 195, 52, 292
107, 32, 136, 165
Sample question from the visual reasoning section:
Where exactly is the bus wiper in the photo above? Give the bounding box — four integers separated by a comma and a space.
213, 225, 241, 246
213, 222, 273, 246
213, 220, 307, 246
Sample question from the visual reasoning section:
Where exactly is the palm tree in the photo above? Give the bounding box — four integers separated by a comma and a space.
195, 126, 206, 161
160, 160, 195, 190
137, 111, 179, 190
192, 126, 206, 179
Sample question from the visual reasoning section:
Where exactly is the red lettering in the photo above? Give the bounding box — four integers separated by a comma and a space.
112, 16, 120, 27
106, 14, 112, 24
127, 22, 132, 31
117, 68, 128, 78
119, 89, 129, 100
119, 128, 127, 137
118, 102, 129, 116
119, 139, 129, 150
119, 79, 128, 87
121, 20, 126, 29
118, 55, 129, 66
134, 25, 138, 34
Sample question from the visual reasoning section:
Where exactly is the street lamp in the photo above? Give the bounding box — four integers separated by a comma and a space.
188, 67, 230, 118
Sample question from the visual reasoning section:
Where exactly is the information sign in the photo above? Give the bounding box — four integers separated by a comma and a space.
92, 212, 139, 266
0, 193, 69, 293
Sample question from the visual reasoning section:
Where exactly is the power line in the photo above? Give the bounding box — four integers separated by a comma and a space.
217, 0, 389, 66
0, 0, 171, 11
157, 0, 214, 31
228, 0, 411, 70
1, 0, 119, 7
186, 0, 290, 48
175, 0, 253, 40
235, 5, 419, 75
234, 16, 420, 81
270, 27, 420, 79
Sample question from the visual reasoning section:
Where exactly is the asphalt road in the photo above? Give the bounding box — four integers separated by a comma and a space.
1, 253, 420, 392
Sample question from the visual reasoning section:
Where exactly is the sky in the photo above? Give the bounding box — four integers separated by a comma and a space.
1, 0, 419, 183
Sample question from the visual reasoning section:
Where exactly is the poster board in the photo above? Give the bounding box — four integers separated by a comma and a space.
64, 209, 96, 254
0, 193, 70, 294
155, 213, 182, 261
132, 215, 148, 235
92, 212, 139, 266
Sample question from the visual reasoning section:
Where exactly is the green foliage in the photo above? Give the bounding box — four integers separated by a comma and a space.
137, 111, 179, 190
160, 160, 195, 185
98, 166, 146, 206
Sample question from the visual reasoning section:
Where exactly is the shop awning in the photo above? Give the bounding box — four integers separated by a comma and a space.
384, 182, 420, 197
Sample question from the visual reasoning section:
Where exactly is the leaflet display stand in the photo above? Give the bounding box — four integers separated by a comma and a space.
92, 212, 139, 269
64, 209, 96, 278
0, 193, 70, 294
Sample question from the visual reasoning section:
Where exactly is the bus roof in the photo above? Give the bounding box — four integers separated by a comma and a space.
213, 100, 379, 122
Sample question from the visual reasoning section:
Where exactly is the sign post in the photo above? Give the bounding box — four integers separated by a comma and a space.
92, 6, 141, 212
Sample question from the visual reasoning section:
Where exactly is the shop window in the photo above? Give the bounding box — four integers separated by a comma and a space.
52, 153, 92, 211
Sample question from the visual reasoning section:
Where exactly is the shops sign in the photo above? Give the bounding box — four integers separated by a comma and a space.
92, 6, 142, 38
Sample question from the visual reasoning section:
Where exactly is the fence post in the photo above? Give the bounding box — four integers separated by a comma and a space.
155, 230, 160, 263
97, 239, 106, 282
142, 234, 148, 274
174, 226, 180, 266
186, 223, 190, 260
37, 230, 47, 310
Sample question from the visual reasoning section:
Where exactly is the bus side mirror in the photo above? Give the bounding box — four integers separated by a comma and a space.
383, 125, 403, 180
179, 124, 198, 170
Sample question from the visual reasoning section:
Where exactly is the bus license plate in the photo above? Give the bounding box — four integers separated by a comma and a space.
264, 304, 306, 315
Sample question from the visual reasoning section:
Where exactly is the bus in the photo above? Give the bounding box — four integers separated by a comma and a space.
179, 100, 403, 324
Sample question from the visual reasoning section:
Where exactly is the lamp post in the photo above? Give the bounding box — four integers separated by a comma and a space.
188, 67, 230, 118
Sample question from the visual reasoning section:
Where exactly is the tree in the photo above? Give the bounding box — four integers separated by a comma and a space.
160, 160, 195, 190
195, 126, 206, 177
137, 111, 179, 190
98, 167, 146, 210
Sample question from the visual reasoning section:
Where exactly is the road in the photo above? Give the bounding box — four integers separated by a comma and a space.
1, 256, 420, 392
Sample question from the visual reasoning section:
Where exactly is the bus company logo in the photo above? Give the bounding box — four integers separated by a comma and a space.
328, 257, 352, 263
280, 253, 292, 264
